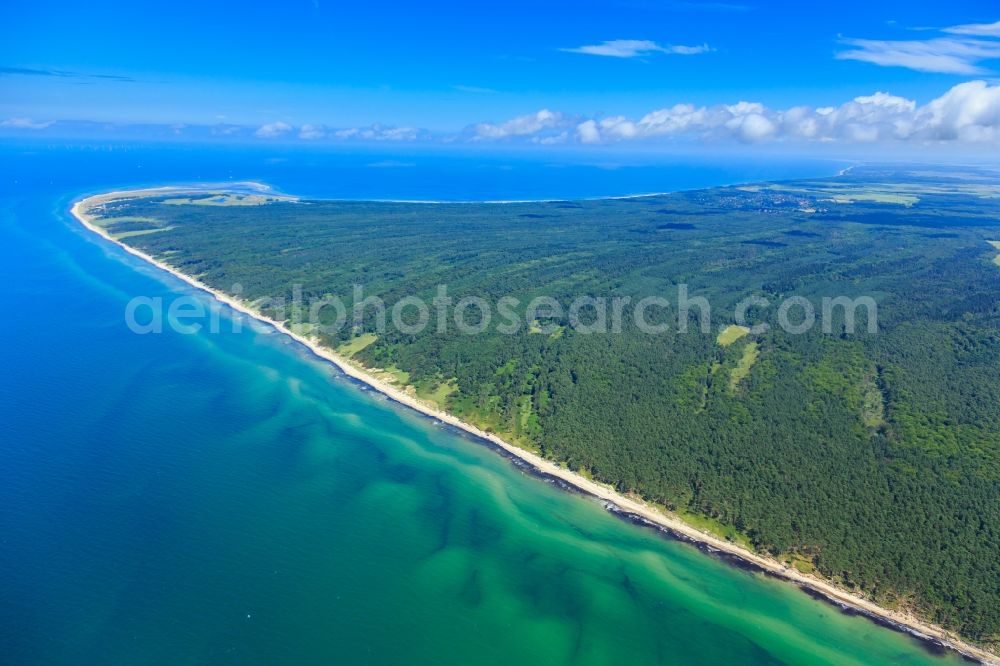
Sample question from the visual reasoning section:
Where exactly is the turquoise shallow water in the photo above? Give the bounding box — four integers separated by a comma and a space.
0, 142, 974, 664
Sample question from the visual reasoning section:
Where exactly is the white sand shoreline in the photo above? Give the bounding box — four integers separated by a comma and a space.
71, 188, 997, 665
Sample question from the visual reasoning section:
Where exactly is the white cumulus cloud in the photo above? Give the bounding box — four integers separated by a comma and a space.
298, 124, 325, 139
0, 117, 54, 129
552, 80, 1000, 146
576, 120, 601, 144
917, 80, 1000, 141
470, 109, 570, 140
331, 124, 425, 141
254, 121, 292, 138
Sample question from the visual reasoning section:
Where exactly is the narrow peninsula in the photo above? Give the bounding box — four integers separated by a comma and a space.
72, 167, 1000, 664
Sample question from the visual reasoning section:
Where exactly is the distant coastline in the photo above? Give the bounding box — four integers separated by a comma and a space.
71, 186, 998, 666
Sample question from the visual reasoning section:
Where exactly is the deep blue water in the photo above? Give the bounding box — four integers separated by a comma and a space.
3, 140, 845, 200
2, 141, 968, 665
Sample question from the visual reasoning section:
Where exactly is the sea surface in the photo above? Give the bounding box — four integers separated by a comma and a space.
0, 141, 971, 664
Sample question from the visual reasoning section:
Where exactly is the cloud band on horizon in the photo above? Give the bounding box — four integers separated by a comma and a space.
473, 81, 1000, 145
5, 81, 1000, 149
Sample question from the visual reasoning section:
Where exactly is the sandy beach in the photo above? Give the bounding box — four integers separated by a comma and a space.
71, 188, 998, 666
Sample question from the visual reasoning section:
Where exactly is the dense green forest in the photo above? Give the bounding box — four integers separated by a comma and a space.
95, 166, 1000, 647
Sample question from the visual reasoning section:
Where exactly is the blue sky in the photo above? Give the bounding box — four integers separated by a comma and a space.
2, 0, 999, 152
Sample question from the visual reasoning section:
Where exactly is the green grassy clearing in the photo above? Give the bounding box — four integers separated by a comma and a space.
717, 324, 750, 347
